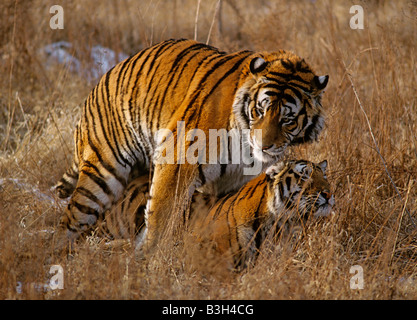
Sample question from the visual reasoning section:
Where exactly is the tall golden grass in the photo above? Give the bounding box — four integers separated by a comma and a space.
0, 0, 416, 299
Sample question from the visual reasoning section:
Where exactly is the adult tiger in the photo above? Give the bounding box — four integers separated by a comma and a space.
192, 159, 334, 270
101, 159, 334, 270
55, 39, 329, 248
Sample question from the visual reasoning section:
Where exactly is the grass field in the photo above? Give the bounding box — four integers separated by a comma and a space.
0, 0, 416, 299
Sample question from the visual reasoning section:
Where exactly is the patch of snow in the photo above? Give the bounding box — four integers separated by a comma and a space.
41, 41, 129, 82
0, 178, 60, 207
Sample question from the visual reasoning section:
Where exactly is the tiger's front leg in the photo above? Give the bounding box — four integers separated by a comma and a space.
142, 163, 199, 251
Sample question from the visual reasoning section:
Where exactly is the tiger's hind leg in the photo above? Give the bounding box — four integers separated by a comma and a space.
141, 163, 199, 253
58, 159, 131, 247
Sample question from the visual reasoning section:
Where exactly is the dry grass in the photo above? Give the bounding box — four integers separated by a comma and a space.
0, 0, 416, 300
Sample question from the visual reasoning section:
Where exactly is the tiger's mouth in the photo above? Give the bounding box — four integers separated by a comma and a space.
250, 139, 287, 163
296, 193, 335, 218
313, 194, 335, 217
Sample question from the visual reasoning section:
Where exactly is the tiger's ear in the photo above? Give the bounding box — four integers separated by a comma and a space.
318, 160, 328, 174
265, 162, 285, 180
250, 57, 268, 75
313, 75, 329, 92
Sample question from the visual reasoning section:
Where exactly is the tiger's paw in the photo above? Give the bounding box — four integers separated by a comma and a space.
54, 182, 74, 199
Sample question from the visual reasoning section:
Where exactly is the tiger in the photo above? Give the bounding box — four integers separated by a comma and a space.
101, 159, 334, 270
99, 175, 149, 242
192, 159, 334, 270
55, 38, 329, 249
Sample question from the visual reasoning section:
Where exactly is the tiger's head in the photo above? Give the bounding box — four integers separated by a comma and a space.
265, 159, 334, 219
233, 51, 329, 163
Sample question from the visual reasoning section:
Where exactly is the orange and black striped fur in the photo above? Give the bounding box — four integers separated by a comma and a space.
101, 159, 334, 269
100, 175, 148, 242
55, 39, 329, 247
192, 159, 334, 270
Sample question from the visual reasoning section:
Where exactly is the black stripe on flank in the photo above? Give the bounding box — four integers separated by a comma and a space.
87, 133, 127, 188
124, 47, 153, 111
90, 82, 126, 169
107, 56, 140, 164
106, 86, 137, 167
76, 186, 104, 208
127, 98, 148, 159
173, 49, 220, 94
83, 160, 105, 179
100, 72, 131, 168
159, 43, 209, 97
140, 41, 180, 116
126, 41, 181, 157
81, 169, 112, 196
103, 69, 132, 166
144, 47, 176, 126
73, 201, 99, 218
